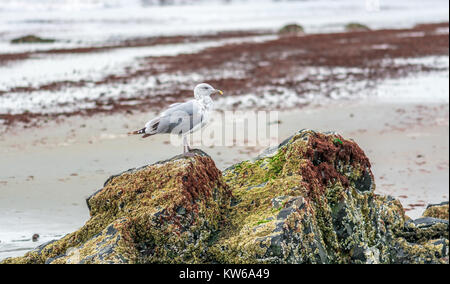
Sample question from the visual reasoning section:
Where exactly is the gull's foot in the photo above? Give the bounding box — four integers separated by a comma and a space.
182, 152, 196, 157
182, 148, 201, 157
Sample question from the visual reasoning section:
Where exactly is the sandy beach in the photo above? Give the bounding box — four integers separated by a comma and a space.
0, 0, 448, 262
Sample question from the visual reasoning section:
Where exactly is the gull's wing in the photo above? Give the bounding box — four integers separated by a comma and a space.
145, 100, 204, 135
167, 102, 182, 108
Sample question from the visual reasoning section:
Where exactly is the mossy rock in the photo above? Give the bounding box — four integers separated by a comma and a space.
345, 23, 371, 32
11, 35, 56, 44
2, 150, 231, 264
423, 202, 449, 220
2, 130, 448, 264
211, 130, 402, 263
278, 23, 304, 36
392, 237, 449, 264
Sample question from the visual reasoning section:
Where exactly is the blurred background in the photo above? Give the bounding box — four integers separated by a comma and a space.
0, 0, 448, 260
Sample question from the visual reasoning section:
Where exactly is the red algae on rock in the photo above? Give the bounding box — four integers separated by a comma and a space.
301, 132, 371, 194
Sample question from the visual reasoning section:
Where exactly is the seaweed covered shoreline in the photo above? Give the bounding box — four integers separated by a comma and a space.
0, 23, 448, 130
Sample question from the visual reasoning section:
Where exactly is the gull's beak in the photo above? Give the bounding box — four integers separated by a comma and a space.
215, 89, 223, 96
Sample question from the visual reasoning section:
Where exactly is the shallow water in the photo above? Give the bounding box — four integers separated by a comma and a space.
1, 0, 448, 50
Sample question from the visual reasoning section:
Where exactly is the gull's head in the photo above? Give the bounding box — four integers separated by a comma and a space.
194, 83, 223, 100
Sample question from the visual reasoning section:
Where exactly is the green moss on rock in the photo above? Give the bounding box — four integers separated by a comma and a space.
392, 238, 449, 264
345, 23, 371, 32
278, 23, 304, 36
423, 202, 449, 220
11, 35, 56, 44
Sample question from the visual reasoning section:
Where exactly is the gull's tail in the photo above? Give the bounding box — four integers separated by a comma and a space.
128, 128, 154, 138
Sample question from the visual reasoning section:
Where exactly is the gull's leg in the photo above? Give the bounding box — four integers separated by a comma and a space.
186, 136, 192, 152
183, 135, 194, 156
182, 135, 187, 154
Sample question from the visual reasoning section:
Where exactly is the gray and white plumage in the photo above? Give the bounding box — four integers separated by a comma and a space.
129, 83, 223, 154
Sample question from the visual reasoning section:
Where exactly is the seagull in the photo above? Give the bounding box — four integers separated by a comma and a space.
128, 83, 223, 155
